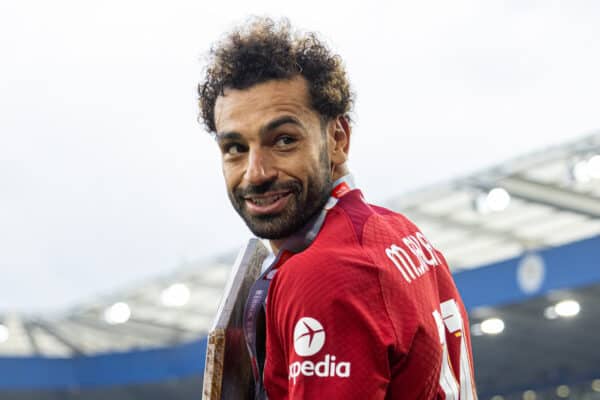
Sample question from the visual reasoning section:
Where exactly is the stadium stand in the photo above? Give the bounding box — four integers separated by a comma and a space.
1, 132, 599, 399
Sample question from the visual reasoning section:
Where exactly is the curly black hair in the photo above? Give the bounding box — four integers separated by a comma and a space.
198, 17, 354, 133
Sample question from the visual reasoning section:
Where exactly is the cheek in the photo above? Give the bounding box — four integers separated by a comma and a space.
221, 162, 240, 191
281, 155, 315, 183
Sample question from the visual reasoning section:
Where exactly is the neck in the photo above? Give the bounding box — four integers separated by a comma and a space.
269, 239, 284, 254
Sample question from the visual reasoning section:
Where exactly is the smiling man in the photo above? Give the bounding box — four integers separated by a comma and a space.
213, 76, 337, 244
198, 18, 477, 400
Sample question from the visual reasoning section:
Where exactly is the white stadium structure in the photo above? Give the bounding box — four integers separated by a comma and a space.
1, 132, 600, 399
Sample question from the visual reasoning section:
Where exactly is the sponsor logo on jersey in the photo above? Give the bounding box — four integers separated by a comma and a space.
289, 317, 351, 384
293, 317, 325, 356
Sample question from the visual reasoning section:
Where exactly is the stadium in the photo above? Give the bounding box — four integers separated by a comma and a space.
1, 133, 599, 399
2, 2, 600, 399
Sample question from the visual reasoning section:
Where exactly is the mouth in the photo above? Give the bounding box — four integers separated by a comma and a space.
244, 191, 293, 216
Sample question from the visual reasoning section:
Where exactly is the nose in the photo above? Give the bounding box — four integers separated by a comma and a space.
244, 147, 277, 186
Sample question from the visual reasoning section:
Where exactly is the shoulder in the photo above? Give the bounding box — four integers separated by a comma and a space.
271, 234, 378, 304
331, 190, 421, 246
266, 194, 432, 356
266, 235, 397, 357
270, 190, 429, 296
266, 194, 386, 321
265, 192, 414, 322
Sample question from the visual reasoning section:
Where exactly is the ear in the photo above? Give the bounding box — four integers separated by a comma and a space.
327, 115, 351, 167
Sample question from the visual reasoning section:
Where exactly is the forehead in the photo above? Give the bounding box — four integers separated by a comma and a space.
214, 76, 317, 133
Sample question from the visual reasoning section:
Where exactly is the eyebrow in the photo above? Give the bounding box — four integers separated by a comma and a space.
215, 115, 303, 143
215, 131, 243, 144
260, 116, 303, 135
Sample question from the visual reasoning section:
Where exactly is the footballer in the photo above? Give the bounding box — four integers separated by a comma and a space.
198, 18, 477, 400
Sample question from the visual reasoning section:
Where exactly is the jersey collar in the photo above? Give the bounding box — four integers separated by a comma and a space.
273, 173, 357, 255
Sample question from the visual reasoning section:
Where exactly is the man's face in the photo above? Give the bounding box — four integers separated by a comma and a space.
213, 76, 333, 240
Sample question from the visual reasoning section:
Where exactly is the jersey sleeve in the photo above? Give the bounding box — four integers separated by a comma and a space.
263, 253, 398, 400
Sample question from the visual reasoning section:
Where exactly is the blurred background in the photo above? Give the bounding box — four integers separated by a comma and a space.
1, 0, 600, 399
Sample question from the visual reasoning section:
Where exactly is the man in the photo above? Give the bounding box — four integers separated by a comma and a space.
198, 18, 477, 399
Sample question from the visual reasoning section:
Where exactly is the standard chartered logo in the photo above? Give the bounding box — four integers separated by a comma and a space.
289, 317, 351, 384
293, 317, 325, 356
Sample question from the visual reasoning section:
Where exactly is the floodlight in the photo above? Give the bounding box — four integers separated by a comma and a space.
474, 187, 511, 214
554, 300, 580, 317
0, 324, 8, 343
161, 283, 191, 307
487, 188, 511, 211
588, 154, 600, 179
104, 302, 131, 324
572, 159, 591, 183
592, 379, 600, 392
480, 318, 504, 335
522, 390, 536, 400
556, 385, 569, 398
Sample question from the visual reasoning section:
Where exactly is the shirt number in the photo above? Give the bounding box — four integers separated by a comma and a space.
432, 299, 477, 400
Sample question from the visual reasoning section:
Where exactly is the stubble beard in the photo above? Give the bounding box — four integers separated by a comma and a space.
228, 149, 333, 240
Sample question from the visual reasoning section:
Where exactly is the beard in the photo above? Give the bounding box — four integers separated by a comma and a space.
227, 149, 333, 240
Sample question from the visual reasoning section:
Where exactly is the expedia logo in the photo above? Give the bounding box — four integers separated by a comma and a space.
293, 317, 325, 356
289, 317, 351, 384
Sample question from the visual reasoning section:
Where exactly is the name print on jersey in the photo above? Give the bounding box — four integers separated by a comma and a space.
288, 317, 351, 384
384, 232, 441, 283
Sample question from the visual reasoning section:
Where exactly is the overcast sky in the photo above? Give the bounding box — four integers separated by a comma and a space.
1, 0, 599, 313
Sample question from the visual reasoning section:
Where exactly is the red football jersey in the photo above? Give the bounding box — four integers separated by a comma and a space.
262, 185, 477, 399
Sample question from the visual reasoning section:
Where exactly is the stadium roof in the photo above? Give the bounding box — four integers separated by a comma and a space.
390, 131, 600, 270
1, 131, 599, 358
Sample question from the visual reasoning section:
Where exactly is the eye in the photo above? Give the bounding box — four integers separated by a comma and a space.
223, 143, 246, 156
274, 135, 297, 148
